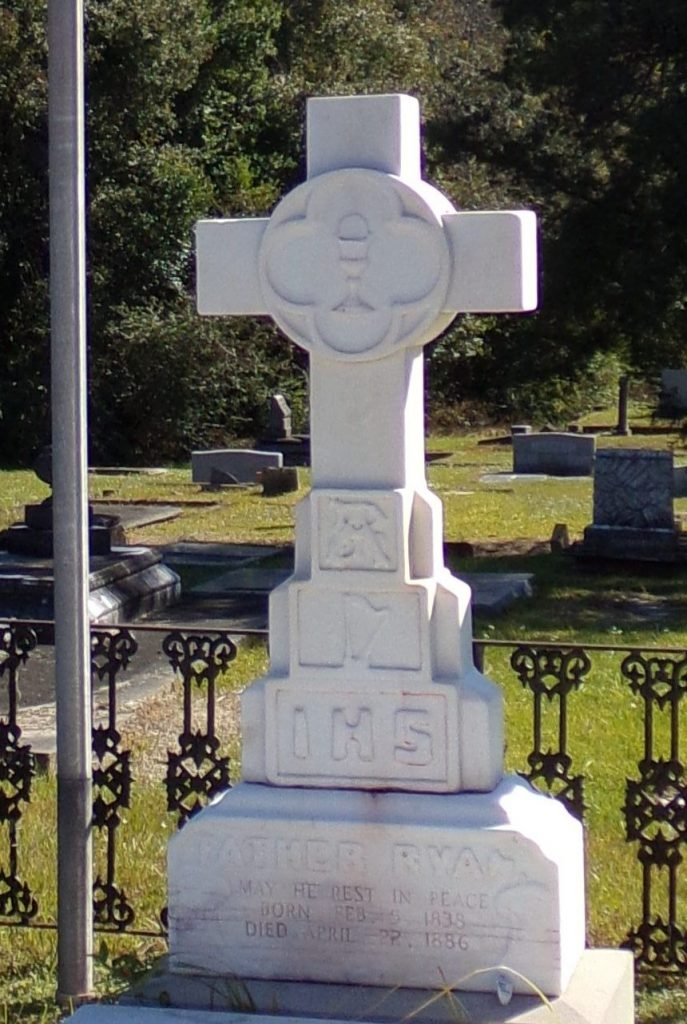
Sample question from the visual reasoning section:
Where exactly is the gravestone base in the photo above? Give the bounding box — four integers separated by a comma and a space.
116, 948, 633, 1024
255, 435, 311, 466
577, 525, 679, 562
0, 546, 180, 623
168, 777, 585, 998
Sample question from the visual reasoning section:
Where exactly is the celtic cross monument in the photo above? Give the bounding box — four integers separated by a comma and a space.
168, 94, 587, 1002
64, 94, 636, 1024
196, 93, 536, 793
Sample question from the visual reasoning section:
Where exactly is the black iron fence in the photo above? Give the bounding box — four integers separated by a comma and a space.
0, 621, 685, 971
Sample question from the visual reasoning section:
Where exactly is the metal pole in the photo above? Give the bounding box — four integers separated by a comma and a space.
48, 0, 93, 1003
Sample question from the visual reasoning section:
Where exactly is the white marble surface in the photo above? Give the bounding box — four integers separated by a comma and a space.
172, 93, 586, 1007
241, 484, 503, 792
168, 777, 585, 997
194, 94, 537, 792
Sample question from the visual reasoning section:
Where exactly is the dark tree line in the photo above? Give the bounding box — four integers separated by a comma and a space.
0, 0, 684, 463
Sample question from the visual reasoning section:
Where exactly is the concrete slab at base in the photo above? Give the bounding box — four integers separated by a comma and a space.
86, 950, 633, 1023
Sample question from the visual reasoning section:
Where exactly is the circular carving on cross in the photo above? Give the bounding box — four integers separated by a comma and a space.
259, 169, 456, 361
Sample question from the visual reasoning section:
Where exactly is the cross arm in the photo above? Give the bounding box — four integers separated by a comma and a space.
443, 211, 537, 313
195, 218, 269, 315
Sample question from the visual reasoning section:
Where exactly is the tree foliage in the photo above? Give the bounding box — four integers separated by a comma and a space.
1, 1, 685, 461
0, 0, 50, 459
428, 1, 687, 422
498, 0, 687, 372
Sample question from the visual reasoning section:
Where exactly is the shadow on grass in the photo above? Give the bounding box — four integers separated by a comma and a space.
637, 971, 687, 1024
445, 550, 687, 644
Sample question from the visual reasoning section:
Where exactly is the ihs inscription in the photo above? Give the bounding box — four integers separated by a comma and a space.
272, 690, 449, 784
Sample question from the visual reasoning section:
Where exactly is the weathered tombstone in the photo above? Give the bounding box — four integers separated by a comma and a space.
0, 444, 120, 556
674, 465, 687, 498
179, 93, 582, 995
513, 431, 596, 476
550, 522, 571, 552
68, 93, 632, 1024
256, 395, 311, 466
0, 448, 180, 622
579, 448, 679, 561
660, 368, 687, 413
191, 448, 283, 484
266, 393, 293, 440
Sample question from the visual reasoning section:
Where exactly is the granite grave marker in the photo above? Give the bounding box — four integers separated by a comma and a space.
191, 448, 283, 484
512, 431, 596, 476
580, 448, 679, 561
660, 368, 687, 413
266, 393, 292, 440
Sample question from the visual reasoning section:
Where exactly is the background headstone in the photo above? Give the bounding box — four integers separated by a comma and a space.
259, 466, 299, 496
660, 368, 687, 413
266, 393, 292, 440
513, 432, 596, 476
191, 448, 283, 484
593, 449, 674, 528
614, 375, 631, 436
579, 448, 679, 561
673, 465, 687, 498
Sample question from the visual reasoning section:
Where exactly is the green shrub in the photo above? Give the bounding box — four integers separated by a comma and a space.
89, 301, 308, 464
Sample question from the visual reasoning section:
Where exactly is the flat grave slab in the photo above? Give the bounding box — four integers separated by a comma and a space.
159, 542, 287, 564
188, 565, 533, 616
190, 567, 293, 595
91, 503, 181, 532
481, 473, 577, 483
88, 467, 169, 476
459, 572, 533, 611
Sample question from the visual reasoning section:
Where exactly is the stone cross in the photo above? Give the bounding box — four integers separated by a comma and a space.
196, 94, 537, 795
164, 96, 592, 1002
197, 94, 536, 490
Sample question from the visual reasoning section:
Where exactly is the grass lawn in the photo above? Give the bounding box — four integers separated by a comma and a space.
1, 406, 686, 1021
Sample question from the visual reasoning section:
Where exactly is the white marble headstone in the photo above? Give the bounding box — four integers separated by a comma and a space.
167, 93, 585, 999
197, 94, 537, 794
